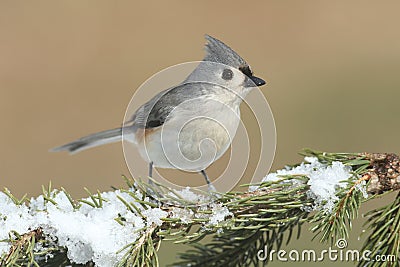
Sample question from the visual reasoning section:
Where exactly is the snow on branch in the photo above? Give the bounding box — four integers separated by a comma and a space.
0, 149, 399, 267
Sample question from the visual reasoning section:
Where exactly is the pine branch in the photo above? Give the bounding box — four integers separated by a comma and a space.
360, 191, 400, 267
0, 149, 399, 266
174, 176, 311, 266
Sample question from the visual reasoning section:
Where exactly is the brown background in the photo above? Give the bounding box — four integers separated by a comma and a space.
1, 1, 399, 266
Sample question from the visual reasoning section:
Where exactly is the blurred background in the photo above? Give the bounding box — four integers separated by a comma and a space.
1, 1, 399, 266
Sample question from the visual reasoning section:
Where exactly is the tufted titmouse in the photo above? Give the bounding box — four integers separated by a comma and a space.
51, 35, 266, 189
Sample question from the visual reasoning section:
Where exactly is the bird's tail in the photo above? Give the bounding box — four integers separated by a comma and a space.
50, 127, 123, 154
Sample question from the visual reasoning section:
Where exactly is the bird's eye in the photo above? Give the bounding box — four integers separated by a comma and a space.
221, 68, 234, 80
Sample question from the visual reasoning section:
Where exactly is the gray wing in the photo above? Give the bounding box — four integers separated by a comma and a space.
128, 82, 212, 129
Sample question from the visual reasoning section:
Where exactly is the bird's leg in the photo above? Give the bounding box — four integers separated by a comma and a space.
200, 170, 211, 185
146, 161, 162, 202
200, 170, 216, 192
149, 161, 153, 177
148, 161, 154, 185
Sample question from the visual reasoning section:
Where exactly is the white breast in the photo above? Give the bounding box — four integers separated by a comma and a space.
135, 94, 242, 172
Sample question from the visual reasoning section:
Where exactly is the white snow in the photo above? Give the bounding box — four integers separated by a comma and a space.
0, 185, 233, 266
168, 186, 209, 204
0, 189, 155, 267
174, 187, 201, 202
258, 156, 357, 212
208, 204, 232, 225
355, 180, 369, 199
170, 207, 194, 224
142, 208, 168, 226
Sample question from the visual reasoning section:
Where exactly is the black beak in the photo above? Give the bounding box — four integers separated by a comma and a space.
245, 75, 266, 87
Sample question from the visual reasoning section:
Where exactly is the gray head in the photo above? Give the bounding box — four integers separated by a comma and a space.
184, 35, 266, 96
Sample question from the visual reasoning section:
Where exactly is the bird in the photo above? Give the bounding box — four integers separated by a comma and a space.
51, 35, 266, 190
